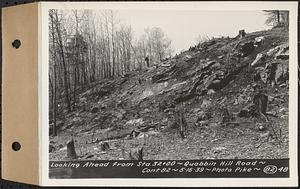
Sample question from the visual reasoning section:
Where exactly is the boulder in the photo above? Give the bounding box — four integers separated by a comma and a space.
128, 147, 144, 160
201, 60, 217, 71
275, 44, 289, 59
238, 103, 256, 118
49, 144, 56, 153
276, 49, 289, 60
239, 41, 255, 57
254, 36, 265, 47
201, 99, 211, 109
251, 53, 266, 67
207, 89, 216, 95
267, 43, 289, 59
91, 106, 99, 113
183, 55, 193, 61
196, 111, 211, 122
274, 62, 288, 84
265, 61, 288, 85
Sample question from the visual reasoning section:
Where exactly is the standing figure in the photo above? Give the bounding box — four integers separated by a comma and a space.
145, 56, 150, 67
239, 29, 246, 39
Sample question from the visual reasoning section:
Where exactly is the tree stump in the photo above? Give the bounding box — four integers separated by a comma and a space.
239, 29, 246, 39
67, 139, 77, 159
253, 92, 268, 115
176, 105, 187, 139
253, 92, 268, 122
128, 147, 144, 160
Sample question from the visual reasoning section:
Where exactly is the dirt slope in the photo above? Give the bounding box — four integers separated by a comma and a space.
50, 27, 289, 160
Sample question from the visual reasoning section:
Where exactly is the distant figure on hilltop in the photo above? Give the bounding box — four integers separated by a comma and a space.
145, 56, 150, 67
239, 29, 246, 39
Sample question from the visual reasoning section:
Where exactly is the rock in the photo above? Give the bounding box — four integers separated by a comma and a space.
239, 41, 255, 57
91, 107, 99, 113
128, 147, 144, 160
196, 111, 211, 122
279, 83, 287, 87
49, 144, 56, 153
256, 123, 266, 131
275, 44, 289, 60
254, 36, 265, 47
207, 89, 216, 95
218, 55, 225, 59
140, 89, 154, 100
84, 154, 94, 159
234, 96, 245, 105
212, 79, 221, 84
265, 61, 288, 85
100, 142, 110, 151
213, 146, 227, 153
183, 55, 193, 61
267, 43, 289, 59
260, 131, 270, 138
238, 103, 256, 118
79, 97, 87, 104
211, 62, 221, 69
126, 118, 144, 126
267, 46, 280, 57
201, 60, 216, 71
114, 111, 124, 120
56, 121, 64, 130
191, 108, 201, 114
137, 133, 148, 139
251, 53, 266, 67
129, 130, 141, 138
219, 97, 227, 104
276, 49, 289, 60
161, 63, 171, 67
201, 99, 211, 109
274, 62, 288, 84
100, 104, 107, 110
141, 108, 151, 114
164, 81, 169, 87
152, 65, 177, 83
279, 107, 288, 113
65, 123, 73, 130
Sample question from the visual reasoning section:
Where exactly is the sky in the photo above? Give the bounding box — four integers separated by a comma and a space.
115, 10, 271, 54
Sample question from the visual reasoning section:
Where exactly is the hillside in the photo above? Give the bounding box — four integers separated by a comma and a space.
49, 27, 289, 161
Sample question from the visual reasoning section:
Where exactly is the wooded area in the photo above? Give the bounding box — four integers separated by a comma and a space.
49, 9, 173, 135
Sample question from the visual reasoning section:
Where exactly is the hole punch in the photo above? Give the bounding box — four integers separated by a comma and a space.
12, 39, 21, 49
12, 142, 21, 151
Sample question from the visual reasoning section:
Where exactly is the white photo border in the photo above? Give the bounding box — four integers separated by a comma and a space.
39, 1, 298, 187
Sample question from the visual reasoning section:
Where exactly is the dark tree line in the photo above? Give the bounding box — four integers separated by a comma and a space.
49, 10, 173, 136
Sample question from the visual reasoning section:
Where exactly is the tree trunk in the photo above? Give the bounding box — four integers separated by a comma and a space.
54, 11, 71, 113
50, 11, 58, 136
67, 139, 77, 159
277, 11, 280, 24
253, 92, 268, 115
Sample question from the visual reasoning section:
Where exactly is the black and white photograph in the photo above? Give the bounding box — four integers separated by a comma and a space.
48, 8, 290, 161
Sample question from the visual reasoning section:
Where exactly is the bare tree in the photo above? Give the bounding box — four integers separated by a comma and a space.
263, 10, 289, 27
48, 9, 173, 127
